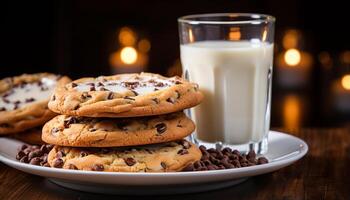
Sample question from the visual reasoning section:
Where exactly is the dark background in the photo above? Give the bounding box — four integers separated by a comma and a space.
3, 0, 350, 128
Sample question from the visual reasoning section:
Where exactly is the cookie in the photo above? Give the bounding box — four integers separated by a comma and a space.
48, 140, 201, 172
48, 72, 203, 117
0, 73, 71, 135
42, 112, 194, 147
12, 127, 44, 145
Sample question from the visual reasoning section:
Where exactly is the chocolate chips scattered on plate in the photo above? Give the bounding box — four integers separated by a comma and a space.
16, 144, 54, 167
182, 145, 269, 172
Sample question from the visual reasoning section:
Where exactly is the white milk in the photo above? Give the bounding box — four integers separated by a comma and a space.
180, 41, 273, 144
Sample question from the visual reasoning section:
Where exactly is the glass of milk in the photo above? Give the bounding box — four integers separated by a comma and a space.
178, 13, 275, 154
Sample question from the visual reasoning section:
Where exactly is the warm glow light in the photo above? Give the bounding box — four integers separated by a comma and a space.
341, 51, 350, 64
119, 27, 136, 46
120, 47, 138, 64
341, 75, 350, 90
138, 39, 151, 53
283, 95, 301, 129
229, 27, 241, 41
284, 49, 301, 66
283, 30, 299, 49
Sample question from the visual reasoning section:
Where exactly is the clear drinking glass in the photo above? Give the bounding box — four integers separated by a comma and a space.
178, 13, 275, 154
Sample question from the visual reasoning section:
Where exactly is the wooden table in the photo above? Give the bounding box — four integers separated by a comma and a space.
1, 128, 349, 200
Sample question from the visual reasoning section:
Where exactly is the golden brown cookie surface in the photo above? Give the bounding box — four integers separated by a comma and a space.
0, 73, 71, 135
42, 112, 194, 147
48, 72, 203, 117
48, 140, 201, 172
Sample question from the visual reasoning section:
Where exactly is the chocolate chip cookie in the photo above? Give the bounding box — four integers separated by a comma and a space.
48, 72, 203, 117
42, 112, 194, 147
0, 73, 71, 134
47, 140, 201, 172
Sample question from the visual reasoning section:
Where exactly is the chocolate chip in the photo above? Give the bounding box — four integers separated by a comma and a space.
177, 149, 189, 155
56, 150, 65, 159
122, 81, 140, 89
124, 157, 136, 166
97, 82, 104, 87
80, 151, 89, 157
175, 80, 182, 84
86, 83, 95, 86
71, 83, 78, 88
175, 90, 181, 98
145, 149, 153, 154
53, 158, 64, 168
180, 140, 191, 149
13, 104, 19, 110
41, 155, 48, 163
107, 82, 117, 86
166, 97, 175, 104
160, 162, 167, 169
19, 156, 29, 163
90, 86, 96, 91
193, 160, 202, 168
2, 92, 10, 98
74, 104, 80, 110
199, 145, 207, 152
28, 149, 43, 160
92, 164, 104, 171
99, 87, 109, 91
131, 90, 138, 96
20, 144, 28, 150
155, 123, 167, 134
0, 107, 6, 111
232, 150, 240, 155
154, 82, 165, 87
183, 146, 268, 172
257, 157, 269, 165
89, 128, 97, 132
51, 127, 60, 135
29, 157, 41, 165
64, 117, 79, 128
107, 92, 114, 100
81, 92, 92, 99
16, 151, 26, 160
68, 164, 78, 170
152, 98, 159, 104
42, 163, 50, 167
40, 86, 49, 91
52, 95, 56, 101
154, 88, 159, 91
124, 96, 135, 101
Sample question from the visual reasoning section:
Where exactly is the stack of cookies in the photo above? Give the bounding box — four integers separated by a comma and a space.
0, 73, 70, 144
42, 73, 204, 172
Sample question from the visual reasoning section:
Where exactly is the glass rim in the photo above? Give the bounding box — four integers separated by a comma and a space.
178, 13, 275, 25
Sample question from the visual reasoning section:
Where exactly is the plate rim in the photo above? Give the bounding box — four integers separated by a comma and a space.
0, 130, 308, 177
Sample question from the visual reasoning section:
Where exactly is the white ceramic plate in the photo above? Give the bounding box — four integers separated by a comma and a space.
0, 131, 308, 195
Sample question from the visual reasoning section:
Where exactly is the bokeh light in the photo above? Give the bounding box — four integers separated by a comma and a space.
341, 74, 350, 90
284, 49, 301, 66
119, 27, 136, 46
120, 47, 138, 64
